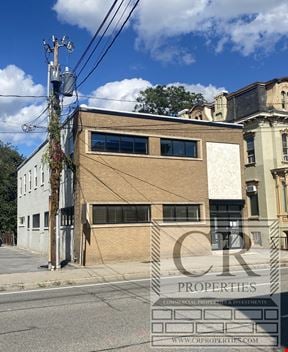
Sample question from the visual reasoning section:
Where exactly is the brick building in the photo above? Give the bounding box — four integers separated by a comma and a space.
18, 106, 246, 265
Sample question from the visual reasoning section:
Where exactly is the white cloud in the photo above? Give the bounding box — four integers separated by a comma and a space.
53, 0, 131, 35
88, 78, 152, 111
87, 78, 224, 111
53, 0, 288, 63
0, 65, 46, 145
170, 82, 226, 102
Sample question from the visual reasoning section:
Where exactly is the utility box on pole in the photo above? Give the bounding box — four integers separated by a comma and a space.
62, 67, 76, 97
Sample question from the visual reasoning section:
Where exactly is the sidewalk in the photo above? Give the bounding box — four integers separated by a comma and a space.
0, 249, 287, 292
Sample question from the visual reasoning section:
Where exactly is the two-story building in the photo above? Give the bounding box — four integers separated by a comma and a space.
17, 117, 74, 262
18, 106, 246, 265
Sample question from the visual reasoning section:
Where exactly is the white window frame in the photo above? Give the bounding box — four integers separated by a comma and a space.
34, 165, 38, 189
28, 170, 32, 192
19, 178, 22, 196
23, 174, 27, 194
282, 133, 288, 161
41, 164, 45, 185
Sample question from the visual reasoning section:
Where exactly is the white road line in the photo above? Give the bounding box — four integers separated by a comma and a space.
0, 277, 152, 295
0, 266, 286, 296
0, 275, 283, 296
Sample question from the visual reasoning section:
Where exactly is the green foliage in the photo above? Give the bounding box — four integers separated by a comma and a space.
0, 142, 24, 235
134, 85, 206, 116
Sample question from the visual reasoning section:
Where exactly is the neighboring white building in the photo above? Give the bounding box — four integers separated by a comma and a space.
17, 117, 74, 262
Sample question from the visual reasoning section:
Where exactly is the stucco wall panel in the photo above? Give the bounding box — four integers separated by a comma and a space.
207, 142, 242, 200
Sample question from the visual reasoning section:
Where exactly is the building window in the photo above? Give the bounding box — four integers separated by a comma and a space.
282, 133, 288, 161
281, 91, 287, 109
91, 132, 148, 155
27, 215, 30, 229
248, 194, 259, 217
28, 170, 32, 191
245, 135, 255, 164
252, 231, 262, 246
92, 205, 150, 225
19, 178, 22, 196
34, 165, 38, 188
44, 212, 49, 228
41, 165, 45, 185
282, 181, 288, 213
163, 204, 200, 222
19, 217, 25, 226
32, 214, 40, 229
24, 174, 27, 194
160, 139, 198, 158
60, 207, 74, 226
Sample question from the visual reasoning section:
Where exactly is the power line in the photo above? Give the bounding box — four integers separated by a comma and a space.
2, 92, 288, 109
77, 0, 141, 89
76, 0, 126, 79
0, 131, 46, 134
0, 94, 47, 99
73, 0, 119, 73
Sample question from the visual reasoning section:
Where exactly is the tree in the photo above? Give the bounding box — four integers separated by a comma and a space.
134, 85, 206, 116
0, 142, 24, 237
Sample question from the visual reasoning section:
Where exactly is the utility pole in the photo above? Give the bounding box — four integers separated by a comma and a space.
44, 36, 75, 270
48, 37, 62, 270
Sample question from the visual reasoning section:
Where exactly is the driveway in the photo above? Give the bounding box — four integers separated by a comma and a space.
0, 246, 48, 274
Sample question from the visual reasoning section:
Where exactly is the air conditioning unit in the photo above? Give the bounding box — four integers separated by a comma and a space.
247, 184, 257, 193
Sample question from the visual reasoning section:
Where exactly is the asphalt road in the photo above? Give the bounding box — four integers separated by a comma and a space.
0, 267, 287, 352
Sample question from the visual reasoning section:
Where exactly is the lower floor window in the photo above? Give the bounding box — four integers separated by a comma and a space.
92, 205, 150, 224
32, 214, 40, 229
44, 211, 49, 228
61, 207, 74, 226
252, 231, 262, 246
163, 204, 200, 222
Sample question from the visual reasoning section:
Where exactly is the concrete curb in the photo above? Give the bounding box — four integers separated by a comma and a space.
1, 261, 287, 293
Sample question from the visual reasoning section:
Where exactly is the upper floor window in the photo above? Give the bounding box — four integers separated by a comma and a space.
92, 205, 150, 225
160, 138, 198, 158
23, 174, 27, 194
28, 170, 32, 191
19, 178, 22, 196
163, 204, 200, 222
282, 133, 288, 161
91, 132, 148, 155
281, 91, 288, 109
34, 165, 38, 188
245, 135, 255, 164
41, 165, 45, 185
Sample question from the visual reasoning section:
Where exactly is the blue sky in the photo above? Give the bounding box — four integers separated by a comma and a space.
1, 0, 288, 156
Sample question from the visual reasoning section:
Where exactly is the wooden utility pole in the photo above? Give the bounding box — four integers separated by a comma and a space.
48, 38, 63, 270
44, 35, 75, 270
